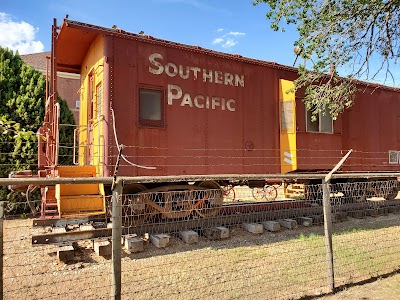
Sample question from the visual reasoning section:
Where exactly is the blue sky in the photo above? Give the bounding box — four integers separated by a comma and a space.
1, 0, 398, 86
0, 0, 300, 66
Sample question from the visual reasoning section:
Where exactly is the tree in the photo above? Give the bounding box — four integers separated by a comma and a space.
253, 0, 400, 120
0, 46, 75, 210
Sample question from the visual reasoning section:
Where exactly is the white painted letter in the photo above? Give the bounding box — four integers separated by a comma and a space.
179, 66, 190, 79
194, 95, 204, 108
235, 74, 245, 87
167, 84, 182, 105
191, 67, 201, 79
203, 69, 213, 83
181, 93, 193, 107
224, 73, 233, 86
215, 71, 223, 84
205, 96, 210, 109
165, 63, 178, 77
221, 98, 226, 110
226, 99, 235, 111
149, 53, 164, 75
212, 96, 220, 109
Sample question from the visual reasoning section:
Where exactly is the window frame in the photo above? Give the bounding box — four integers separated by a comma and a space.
138, 86, 165, 128
96, 82, 103, 119
305, 106, 334, 134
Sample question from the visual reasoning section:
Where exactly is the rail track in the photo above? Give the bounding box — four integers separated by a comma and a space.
31, 199, 400, 245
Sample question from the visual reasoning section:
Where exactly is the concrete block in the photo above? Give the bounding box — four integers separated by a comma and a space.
204, 227, 229, 240
298, 217, 313, 227
52, 227, 66, 233
122, 234, 137, 245
216, 227, 230, 239
180, 230, 199, 244
242, 223, 264, 234
262, 221, 281, 232
80, 224, 95, 231
57, 245, 74, 262
279, 219, 298, 229
124, 236, 144, 253
93, 239, 112, 256
203, 228, 220, 240
150, 234, 170, 248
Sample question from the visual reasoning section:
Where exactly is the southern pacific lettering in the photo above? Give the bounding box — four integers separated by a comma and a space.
148, 53, 245, 87
167, 84, 235, 111
149, 52, 240, 112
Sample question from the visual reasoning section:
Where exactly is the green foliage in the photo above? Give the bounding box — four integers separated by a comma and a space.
58, 96, 75, 165
0, 46, 75, 207
298, 232, 319, 241
0, 47, 43, 180
253, 0, 400, 119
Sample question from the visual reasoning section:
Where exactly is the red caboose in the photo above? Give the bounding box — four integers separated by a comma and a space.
34, 19, 400, 218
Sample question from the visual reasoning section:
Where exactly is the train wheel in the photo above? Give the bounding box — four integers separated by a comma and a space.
222, 185, 236, 202
252, 187, 265, 201
195, 181, 224, 217
122, 183, 157, 226
162, 188, 195, 219
264, 185, 278, 201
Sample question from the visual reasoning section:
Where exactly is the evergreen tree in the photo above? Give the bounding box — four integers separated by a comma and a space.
0, 46, 75, 208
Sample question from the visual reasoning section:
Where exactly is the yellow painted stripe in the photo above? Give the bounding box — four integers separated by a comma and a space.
279, 79, 297, 173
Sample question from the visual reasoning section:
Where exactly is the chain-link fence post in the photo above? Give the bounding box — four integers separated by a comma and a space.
111, 180, 123, 300
322, 179, 334, 293
322, 149, 352, 293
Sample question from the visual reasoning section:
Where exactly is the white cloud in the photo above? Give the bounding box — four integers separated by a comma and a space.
222, 39, 237, 48
0, 12, 44, 54
217, 28, 224, 32
212, 37, 224, 45
212, 31, 246, 49
228, 31, 245, 37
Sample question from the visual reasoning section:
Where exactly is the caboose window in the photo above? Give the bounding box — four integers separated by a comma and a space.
306, 107, 333, 133
139, 89, 164, 127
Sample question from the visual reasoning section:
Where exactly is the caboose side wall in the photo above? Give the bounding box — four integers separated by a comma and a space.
273, 68, 344, 173
295, 94, 344, 172
66, 19, 400, 178
342, 86, 400, 172
78, 35, 105, 176
107, 35, 282, 177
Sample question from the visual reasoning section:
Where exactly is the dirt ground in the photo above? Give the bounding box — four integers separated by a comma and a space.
323, 273, 400, 300
2, 213, 400, 299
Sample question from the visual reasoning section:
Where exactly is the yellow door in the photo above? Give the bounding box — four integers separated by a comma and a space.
279, 79, 297, 173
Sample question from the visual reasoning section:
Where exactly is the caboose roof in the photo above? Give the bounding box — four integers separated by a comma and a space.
56, 20, 100, 73
55, 19, 400, 92
55, 19, 296, 74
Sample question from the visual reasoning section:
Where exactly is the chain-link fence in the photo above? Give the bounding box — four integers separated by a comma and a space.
0, 176, 400, 299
